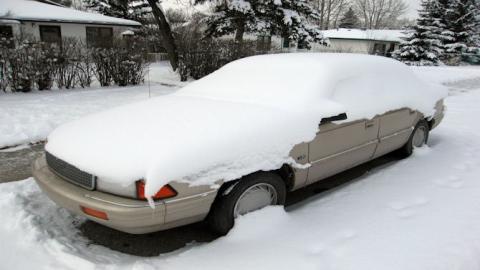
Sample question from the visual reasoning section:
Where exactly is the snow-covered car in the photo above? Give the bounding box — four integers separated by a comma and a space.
33, 54, 447, 235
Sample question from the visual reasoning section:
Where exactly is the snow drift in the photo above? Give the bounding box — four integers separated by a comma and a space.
46, 53, 447, 196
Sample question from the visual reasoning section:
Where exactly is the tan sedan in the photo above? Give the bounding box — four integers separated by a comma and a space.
33, 99, 445, 235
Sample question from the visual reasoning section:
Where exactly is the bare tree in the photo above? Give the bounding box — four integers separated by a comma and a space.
311, 0, 349, 29
353, 0, 408, 29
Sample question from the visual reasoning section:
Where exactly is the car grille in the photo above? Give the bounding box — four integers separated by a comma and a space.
46, 152, 96, 190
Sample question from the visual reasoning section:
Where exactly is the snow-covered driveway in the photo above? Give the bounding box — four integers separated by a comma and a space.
1, 68, 480, 269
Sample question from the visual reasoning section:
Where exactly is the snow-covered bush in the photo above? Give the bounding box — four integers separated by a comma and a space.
90, 47, 113, 87
175, 26, 257, 80
5, 41, 37, 92
54, 38, 82, 89
76, 54, 95, 88
111, 40, 149, 86
0, 36, 148, 92
90, 38, 148, 87
178, 39, 257, 80
0, 48, 9, 92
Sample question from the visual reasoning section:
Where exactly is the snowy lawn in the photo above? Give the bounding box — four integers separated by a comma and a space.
0, 62, 182, 149
1, 77, 480, 269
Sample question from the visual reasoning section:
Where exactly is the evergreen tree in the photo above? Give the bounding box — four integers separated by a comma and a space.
84, 0, 150, 23
445, 0, 479, 58
393, 0, 444, 65
196, 0, 327, 48
429, 0, 455, 49
338, 7, 360, 29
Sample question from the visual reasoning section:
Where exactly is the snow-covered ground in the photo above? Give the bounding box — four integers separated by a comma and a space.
1, 63, 479, 150
0, 64, 480, 269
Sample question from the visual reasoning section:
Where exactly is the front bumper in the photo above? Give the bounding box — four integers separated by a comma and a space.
430, 99, 446, 130
33, 155, 218, 234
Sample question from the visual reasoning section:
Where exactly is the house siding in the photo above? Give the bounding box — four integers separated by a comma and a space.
17, 21, 130, 42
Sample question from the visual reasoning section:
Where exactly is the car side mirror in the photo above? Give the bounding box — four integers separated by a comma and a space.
320, 113, 348, 125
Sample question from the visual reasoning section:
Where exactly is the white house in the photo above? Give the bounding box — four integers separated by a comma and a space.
319, 28, 406, 56
0, 0, 141, 48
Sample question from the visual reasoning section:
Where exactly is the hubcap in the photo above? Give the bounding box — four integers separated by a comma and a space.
412, 126, 427, 148
233, 183, 278, 218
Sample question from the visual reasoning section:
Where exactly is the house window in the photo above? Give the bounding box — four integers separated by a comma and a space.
373, 43, 387, 55
39, 25, 62, 46
86, 27, 113, 48
0, 25, 14, 48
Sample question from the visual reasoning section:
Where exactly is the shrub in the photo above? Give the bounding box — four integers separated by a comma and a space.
175, 25, 257, 81
0, 37, 148, 92
110, 40, 149, 86
33, 43, 57, 90
55, 38, 81, 89
90, 47, 114, 87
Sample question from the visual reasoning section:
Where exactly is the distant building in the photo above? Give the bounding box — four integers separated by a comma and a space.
320, 28, 406, 56
0, 0, 141, 48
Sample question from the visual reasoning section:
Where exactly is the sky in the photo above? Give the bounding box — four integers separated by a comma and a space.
161, 0, 422, 19
406, 0, 421, 18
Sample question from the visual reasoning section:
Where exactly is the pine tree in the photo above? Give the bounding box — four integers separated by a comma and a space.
393, 0, 445, 66
338, 7, 360, 29
84, 0, 151, 23
429, 0, 455, 49
445, 0, 479, 58
196, 0, 326, 48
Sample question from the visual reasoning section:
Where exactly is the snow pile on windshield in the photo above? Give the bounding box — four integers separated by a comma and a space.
46, 54, 447, 196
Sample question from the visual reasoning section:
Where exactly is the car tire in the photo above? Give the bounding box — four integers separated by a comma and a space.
398, 119, 430, 158
207, 172, 286, 235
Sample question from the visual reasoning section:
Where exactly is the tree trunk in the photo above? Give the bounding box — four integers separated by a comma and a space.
234, 19, 245, 43
146, 0, 179, 70
319, 0, 326, 29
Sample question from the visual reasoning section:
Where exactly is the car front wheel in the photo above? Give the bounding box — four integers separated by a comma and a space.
398, 119, 430, 157
207, 172, 286, 235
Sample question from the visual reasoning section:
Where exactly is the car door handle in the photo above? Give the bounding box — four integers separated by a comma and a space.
365, 121, 376, 128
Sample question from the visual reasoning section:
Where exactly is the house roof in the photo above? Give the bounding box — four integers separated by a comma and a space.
0, 0, 142, 27
322, 28, 406, 43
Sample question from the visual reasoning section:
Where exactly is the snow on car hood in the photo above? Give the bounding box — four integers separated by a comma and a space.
46, 54, 447, 196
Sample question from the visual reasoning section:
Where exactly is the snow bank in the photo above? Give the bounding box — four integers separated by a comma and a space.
46, 54, 446, 196
412, 66, 480, 85
3, 85, 480, 269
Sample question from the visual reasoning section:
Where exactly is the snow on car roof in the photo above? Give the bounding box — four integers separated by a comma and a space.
177, 53, 443, 120
0, 0, 141, 27
322, 28, 405, 42
46, 53, 447, 198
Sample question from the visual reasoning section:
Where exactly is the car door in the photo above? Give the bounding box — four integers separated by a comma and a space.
373, 109, 420, 159
307, 117, 380, 184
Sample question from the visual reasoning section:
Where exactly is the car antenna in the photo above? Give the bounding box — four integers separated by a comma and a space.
147, 64, 151, 99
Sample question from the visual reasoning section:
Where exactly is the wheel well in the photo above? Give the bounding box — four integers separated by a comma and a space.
274, 164, 295, 191
427, 118, 435, 130
215, 165, 295, 200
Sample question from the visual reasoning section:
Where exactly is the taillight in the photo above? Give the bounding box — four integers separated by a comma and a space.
136, 180, 177, 200
81, 206, 109, 220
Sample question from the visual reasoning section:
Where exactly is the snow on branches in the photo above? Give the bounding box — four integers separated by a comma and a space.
199, 0, 327, 48
394, 0, 479, 66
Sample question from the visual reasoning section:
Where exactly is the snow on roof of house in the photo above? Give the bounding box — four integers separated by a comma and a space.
323, 28, 406, 42
0, 0, 142, 27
